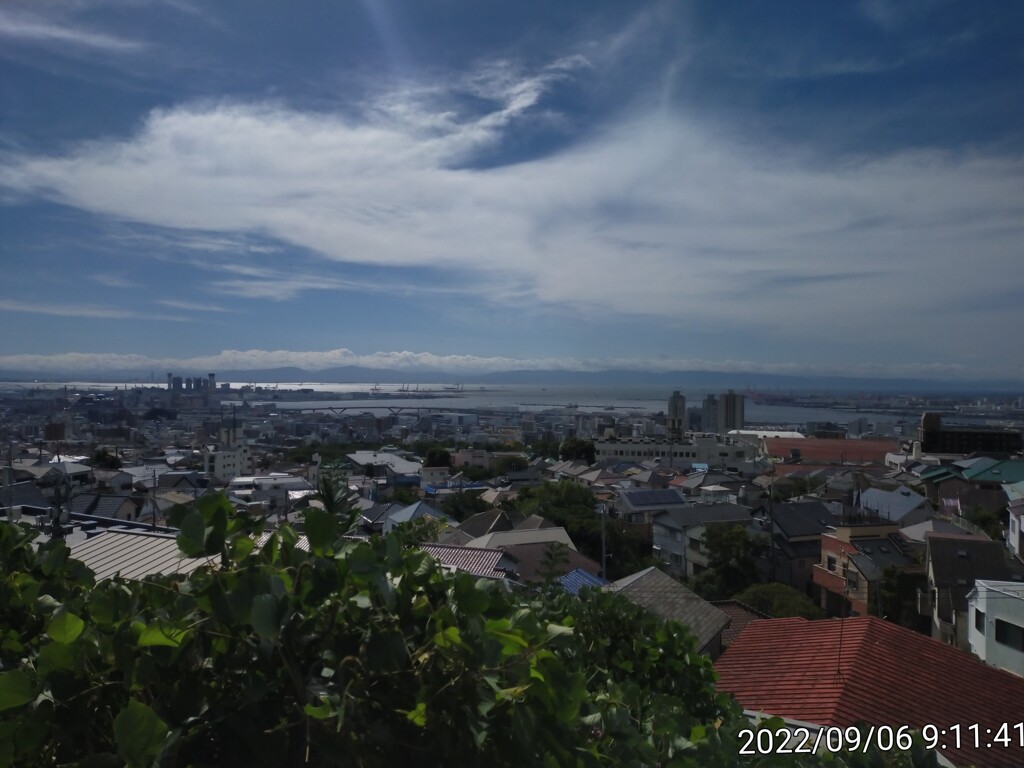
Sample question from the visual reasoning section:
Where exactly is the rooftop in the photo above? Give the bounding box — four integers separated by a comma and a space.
715, 616, 1024, 768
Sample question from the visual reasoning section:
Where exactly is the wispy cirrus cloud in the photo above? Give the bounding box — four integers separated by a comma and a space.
0, 7, 145, 53
92, 274, 139, 289
0, 299, 188, 322
156, 299, 241, 313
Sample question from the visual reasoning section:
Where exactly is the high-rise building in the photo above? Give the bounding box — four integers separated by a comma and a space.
667, 390, 686, 440
718, 389, 745, 434
702, 395, 719, 434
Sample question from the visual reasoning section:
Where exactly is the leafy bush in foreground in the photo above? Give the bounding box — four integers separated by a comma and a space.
0, 495, 936, 767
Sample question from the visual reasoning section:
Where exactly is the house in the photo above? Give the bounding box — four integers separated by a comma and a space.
651, 503, 753, 579
715, 616, 1024, 768
420, 466, 450, 486
1004, 481, 1024, 564
968, 579, 1024, 677
467, 526, 577, 552
858, 484, 932, 527
68, 493, 138, 522
498, 542, 601, 584
921, 534, 1023, 649
812, 520, 914, 617
617, 488, 690, 526
765, 500, 838, 597
710, 600, 770, 649
380, 500, 450, 534
557, 568, 608, 595
604, 566, 731, 658
419, 544, 518, 581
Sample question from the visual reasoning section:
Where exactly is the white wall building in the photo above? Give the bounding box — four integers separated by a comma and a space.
203, 444, 253, 482
594, 436, 749, 469
968, 579, 1024, 676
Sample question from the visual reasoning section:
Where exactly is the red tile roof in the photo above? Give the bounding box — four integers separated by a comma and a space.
714, 617, 1024, 768
710, 600, 771, 647
763, 438, 899, 465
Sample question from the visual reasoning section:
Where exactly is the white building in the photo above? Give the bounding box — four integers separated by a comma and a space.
202, 444, 253, 482
968, 579, 1024, 676
594, 436, 749, 469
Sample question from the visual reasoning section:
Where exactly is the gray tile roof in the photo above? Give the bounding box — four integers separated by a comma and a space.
605, 566, 730, 653
772, 501, 837, 539
618, 488, 689, 508
652, 503, 752, 530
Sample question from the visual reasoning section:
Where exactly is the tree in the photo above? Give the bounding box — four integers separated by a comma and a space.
423, 446, 451, 469
559, 438, 596, 465
733, 583, 824, 619
91, 447, 122, 470
691, 524, 762, 600
310, 474, 359, 533
0, 496, 936, 767
513, 481, 653, 580
439, 490, 490, 522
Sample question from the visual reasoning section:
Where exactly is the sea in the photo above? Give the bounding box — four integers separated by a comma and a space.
215, 383, 912, 429
3, 380, 920, 428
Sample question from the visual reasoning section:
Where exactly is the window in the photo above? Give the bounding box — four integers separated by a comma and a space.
688, 536, 702, 551
995, 619, 1024, 652
827, 555, 837, 572
975, 608, 985, 632
846, 573, 859, 591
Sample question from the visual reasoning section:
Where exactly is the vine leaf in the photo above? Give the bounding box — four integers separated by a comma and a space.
113, 700, 169, 768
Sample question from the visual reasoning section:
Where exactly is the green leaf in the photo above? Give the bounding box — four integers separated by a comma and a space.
177, 510, 206, 557
404, 702, 427, 727
47, 610, 85, 644
229, 536, 254, 563
251, 594, 280, 639
0, 670, 34, 712
113, 700, 169, 768
304, 507, 338, 554
137, 623, 189, 648
546, 623, 574, 638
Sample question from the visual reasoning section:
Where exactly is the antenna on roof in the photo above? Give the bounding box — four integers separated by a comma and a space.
834, 546, 848, 686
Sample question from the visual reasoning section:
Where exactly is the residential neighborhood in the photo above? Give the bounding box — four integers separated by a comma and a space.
2, 381, 1024, 766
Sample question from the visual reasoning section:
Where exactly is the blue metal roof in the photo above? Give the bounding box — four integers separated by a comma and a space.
558, 568, 608, 595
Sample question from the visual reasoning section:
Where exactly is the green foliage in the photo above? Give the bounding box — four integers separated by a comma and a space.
559, 438, 596, 465
423, 445, 452, 469
733, 583, 824, 619
0, 496, 935, 767
439, 490, 490, 522
874, 566, 928, 630
515, 481, 652, 580
91, 448, 122, 470
692, 524, 763, 600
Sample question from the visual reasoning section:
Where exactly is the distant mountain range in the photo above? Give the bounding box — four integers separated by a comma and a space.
3, 365, 1022, 395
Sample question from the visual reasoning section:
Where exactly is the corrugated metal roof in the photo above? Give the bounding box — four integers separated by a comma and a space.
558, 568, 607, 595
71, 530, 216, 581
715, 617, 1024, 768
421, 544, 512, 579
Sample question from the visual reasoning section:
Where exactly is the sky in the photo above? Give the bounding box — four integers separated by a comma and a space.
1, 0, 1023, 382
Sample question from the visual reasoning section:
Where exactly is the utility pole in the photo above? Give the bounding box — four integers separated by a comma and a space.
598, 502, 607, 579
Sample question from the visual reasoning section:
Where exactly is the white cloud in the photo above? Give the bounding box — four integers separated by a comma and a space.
0, 347, 1000, 381
0, 299, 188, 323
0, 8, 144, 53
2, 59, 1023, 362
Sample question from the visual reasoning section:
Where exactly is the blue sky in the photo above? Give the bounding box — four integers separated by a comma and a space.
2, 0, 1023, 381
